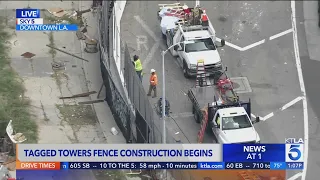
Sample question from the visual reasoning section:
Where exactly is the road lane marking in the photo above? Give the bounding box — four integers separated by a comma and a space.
216, 37, 243, 51
136, 35, 149, 51
261, 112, 274, 121
269, 28, 293, 40
256, 96, 303, 122
135, 15, 275, 53
241, 39, 266, 51
280, 96, 303, 111
134, 16, 158, 41
291, 1, 309, 180
134, 15, 166, 68
287, 172, 302, 180
143, 43, 159, 69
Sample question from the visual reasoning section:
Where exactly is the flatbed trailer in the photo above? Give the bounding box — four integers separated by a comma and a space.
189, 71, 240, 120
189, 86, 220, 123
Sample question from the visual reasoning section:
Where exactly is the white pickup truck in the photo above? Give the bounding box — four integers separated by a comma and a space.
187, 72, 261, 144
210, 106, 261, 144
158, 4, 225, 78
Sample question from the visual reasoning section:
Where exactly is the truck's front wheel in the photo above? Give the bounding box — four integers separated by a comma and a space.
183, 63, 190, 78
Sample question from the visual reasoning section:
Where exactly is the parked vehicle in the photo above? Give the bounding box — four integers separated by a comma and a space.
158, 3, 225, 78
188, 68, 260, 144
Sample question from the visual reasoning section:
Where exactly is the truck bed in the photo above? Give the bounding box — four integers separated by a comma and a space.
188, 86, 217, 109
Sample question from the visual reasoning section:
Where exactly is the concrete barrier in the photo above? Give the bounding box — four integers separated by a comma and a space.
112, 0, 127, 87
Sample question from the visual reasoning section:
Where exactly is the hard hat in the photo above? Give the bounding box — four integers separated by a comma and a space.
150, 69, 156, 73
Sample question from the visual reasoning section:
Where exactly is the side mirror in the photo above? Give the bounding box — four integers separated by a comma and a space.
174, 45, 178, 51
221, 39, 225, 47
256, 116, 260, 123
252, 116, 260, 124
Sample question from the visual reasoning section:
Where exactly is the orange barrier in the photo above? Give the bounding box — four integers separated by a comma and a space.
197, 109, 208, 143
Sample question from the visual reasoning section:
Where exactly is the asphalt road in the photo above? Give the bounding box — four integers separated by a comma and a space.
121, 1, 306, 179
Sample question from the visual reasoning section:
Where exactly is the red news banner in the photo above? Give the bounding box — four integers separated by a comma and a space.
16, 161, 60, 170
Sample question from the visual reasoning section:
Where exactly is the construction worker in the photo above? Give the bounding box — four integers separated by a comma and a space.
216, 115, 221, 126
133, 55, 143, 81
147, 69, 158, 98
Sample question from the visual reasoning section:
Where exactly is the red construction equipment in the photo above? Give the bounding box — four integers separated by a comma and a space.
216, 72, 238, 104
195, 71, 240, 143
158, 2, 210, 26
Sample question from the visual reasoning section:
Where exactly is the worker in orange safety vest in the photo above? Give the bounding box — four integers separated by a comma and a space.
147, 69, 158, 98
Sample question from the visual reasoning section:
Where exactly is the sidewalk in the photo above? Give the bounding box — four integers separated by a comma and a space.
0, 1, 127, 179
303, 1, 320, 61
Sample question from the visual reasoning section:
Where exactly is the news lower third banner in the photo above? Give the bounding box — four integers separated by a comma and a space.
223, 144, 286, 162
16, 24, 78, 31
15, 144, 304, 172
15, 161, 303, 171
16, 144, 222, 162
16, 144, 301, 162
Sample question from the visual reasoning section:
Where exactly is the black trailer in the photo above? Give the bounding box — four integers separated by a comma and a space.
188, 86, 217, 123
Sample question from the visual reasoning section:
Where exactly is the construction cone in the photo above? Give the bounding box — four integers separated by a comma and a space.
201, 9, 209, 26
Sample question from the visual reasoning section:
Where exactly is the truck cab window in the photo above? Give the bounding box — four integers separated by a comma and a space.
222, 115, 252, 130
185, 38, 216, 53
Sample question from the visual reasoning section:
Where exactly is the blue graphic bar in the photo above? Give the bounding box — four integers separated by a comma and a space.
270, 162, 286, 170
61, 162, 69, 170
224, 162, 270, 169
223, 144, 286, 162
198, 162, 225, 170
17, 162, 299, 171
16, 24, 78, 31
16, 9, 41, 18
61, 162, 198, 170
286, 162, 304, 170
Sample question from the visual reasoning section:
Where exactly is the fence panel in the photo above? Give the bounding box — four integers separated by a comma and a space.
99, 2, 200, 179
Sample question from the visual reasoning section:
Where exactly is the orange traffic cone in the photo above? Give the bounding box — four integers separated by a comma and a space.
201, 9, 209, 26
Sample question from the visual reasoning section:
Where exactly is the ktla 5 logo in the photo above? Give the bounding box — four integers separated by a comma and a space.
285, 144, 304, 162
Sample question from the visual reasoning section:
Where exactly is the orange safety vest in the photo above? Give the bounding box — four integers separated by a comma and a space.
150, 74, 158, 86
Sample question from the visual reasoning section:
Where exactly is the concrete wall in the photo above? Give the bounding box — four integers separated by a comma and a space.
112, 0, 127, 87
